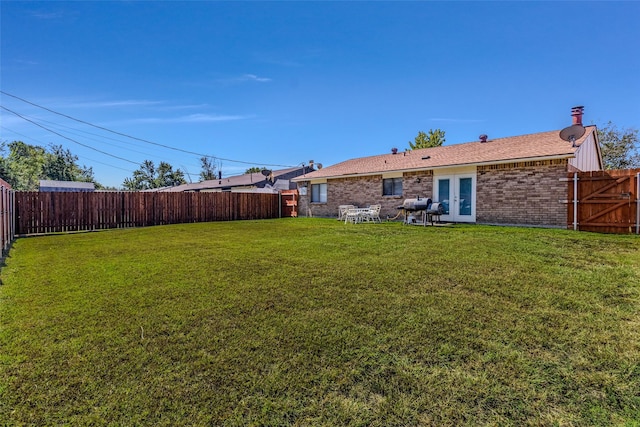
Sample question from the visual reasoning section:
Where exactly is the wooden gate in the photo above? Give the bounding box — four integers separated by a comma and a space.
568, 169, 640, 234
280, 190, 298, 217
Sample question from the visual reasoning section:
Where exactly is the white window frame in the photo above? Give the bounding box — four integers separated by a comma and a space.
310, 183, 327, 203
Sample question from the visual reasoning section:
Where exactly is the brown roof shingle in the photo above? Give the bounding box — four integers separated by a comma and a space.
296, 127, 595, 180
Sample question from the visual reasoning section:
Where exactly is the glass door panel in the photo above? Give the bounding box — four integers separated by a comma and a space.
458, 177, 472, 216
437, 178, 450, 214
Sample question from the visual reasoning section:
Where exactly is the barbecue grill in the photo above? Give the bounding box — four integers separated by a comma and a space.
424, 202, 445, 225
398, 197, 444, 225
402, 197, 431, 212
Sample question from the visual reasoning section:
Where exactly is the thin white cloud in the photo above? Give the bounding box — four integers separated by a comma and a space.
158, 104, 211, 111
60, 98, 211, 111
66, 100, 165, 108
240, 74, 272, 83
29, 11, 66, 20
185, 73, 272, 88
212, 74, 273, 85
130, 114, 251, 124
0, 113, 33, 128
28, 7, 80, 22
13, 59, 39, 66
253, 52, 303, 68
179, 113, 249, 123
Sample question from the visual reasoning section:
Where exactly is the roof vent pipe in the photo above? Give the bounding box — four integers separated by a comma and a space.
479, 134, 488, 143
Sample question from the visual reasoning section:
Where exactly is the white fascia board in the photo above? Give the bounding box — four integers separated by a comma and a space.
309, 178, 327, 184
382, 171, 403, 179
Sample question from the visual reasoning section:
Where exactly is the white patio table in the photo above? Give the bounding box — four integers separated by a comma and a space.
344, 207, 373, 224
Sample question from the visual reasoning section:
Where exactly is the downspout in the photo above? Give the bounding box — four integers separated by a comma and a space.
278, 192, 282, 219
573, 172, 579, 231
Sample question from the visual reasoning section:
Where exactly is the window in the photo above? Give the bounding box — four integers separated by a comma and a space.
383, 178, 403, 196
311, 183, 327, 203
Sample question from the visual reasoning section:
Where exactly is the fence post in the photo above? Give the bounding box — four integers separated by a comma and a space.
573, 172, 579, 231
11, 190, 15, 241
636, 172, 639, 235
0, 180, 16, 256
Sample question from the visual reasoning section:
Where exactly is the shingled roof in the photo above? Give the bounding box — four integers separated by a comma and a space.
154, 166, 307, 192
294, 127, 595, 180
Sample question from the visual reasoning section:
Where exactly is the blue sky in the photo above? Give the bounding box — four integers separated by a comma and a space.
1, 1, 639, 188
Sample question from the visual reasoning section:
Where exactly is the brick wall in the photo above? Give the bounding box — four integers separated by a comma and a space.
298, 171, 433, 219
476, 160, 568, 226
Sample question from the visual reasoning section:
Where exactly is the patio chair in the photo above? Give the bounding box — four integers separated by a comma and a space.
338, 205, 355, 221
364, 204, 382, 223
344, 208, 362, 224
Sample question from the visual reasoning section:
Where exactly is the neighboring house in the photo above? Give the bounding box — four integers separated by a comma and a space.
293, 115, 602, 228
152, 166, 313, 193
39, 180, 95, 192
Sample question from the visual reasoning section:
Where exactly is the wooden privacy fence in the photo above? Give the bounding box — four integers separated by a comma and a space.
568, 168, 640, 234
15, 191, 281, 235
0, 179, 16, 255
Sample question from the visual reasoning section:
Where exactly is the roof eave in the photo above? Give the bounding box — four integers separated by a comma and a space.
292, 153, 575, 181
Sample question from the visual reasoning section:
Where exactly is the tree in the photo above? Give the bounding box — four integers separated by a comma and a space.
157, 161, 186, 187
1, 141, 46, 190
43, 145, 95, 183
123, 160, 186, 190
598, 122, 639, 170
0, 141, 98, 190
408, 129, 446, 150
245, 167, 263, 174
199, 156, 218, 181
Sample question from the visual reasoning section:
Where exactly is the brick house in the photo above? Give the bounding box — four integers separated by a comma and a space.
293, 117, 602, 227
150, 166, 312, 193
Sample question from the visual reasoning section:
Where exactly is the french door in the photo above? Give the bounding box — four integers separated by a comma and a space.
434, 173, 476, 223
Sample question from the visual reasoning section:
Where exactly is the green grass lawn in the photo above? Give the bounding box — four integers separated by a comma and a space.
1, 219, 639, 426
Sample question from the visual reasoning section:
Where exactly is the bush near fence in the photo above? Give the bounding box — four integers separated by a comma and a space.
15, 191, 281, 235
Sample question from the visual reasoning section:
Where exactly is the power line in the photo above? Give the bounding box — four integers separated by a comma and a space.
1, 125, 51, 146
0, 90, 294, 168
29, 116, 180, 162
0, 105, 140, 165
75, 156, 134, 174
2, 121, 137, 176
13, 116, 203, 172
1, 125, 135, 174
